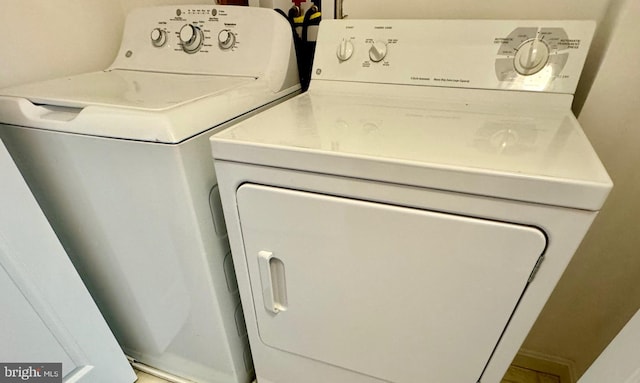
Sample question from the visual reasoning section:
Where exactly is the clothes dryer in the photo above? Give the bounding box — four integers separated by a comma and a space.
0, 5, 299, 383
210, 20, 611, 383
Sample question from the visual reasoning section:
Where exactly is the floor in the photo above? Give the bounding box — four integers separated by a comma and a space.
502, 365, 562, 383
134, 354, 570, 383
502, 353, 572, 383
134, 370, 258, 383
135, 370, 172, 383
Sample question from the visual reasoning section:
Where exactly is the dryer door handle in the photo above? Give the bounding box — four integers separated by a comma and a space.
258, 251, 288, 315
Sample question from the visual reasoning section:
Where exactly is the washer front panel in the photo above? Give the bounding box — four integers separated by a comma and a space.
237, 183, 546, 383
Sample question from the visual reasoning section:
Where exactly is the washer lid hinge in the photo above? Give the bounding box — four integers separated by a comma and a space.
528, 254, 546, 283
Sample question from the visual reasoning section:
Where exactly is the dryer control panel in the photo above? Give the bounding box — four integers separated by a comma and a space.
312, 20, 595, 94
109, 5, 296, 78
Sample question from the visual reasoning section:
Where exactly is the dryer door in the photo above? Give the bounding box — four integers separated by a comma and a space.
237, 184, 546, 383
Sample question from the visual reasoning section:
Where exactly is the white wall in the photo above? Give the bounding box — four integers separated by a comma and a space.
524, 0, 640, 377
119, 0, 213, 14
342, 0, 609, 20
0, 0, 124, 88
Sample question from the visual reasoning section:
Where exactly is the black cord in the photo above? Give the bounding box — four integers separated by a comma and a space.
301, 6, 317, 43
273, 7, 288, 20
273, 8, 307, 89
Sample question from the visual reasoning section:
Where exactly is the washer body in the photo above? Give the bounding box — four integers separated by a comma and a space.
210, 20, 611, 383
0, 5, 299, 383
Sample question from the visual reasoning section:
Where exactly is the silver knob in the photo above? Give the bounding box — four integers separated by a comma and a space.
369, 40, 387, 62
218, 29, 236, 50
514, 38, 550, 76
150, 28, 166, 47
336, 39, 354, 61
179, 24, 204, 54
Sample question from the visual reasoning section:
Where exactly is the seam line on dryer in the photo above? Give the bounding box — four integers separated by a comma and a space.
223, 159, 595, 214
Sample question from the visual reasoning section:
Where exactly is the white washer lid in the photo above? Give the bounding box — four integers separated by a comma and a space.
0, 70, 254, 110
211, 83, 612, 211
0, 70, 277, 143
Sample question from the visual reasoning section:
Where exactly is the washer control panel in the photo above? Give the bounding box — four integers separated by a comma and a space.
313, 20, 595, 93
139, 6, 243, 55
110, 5, 294, 77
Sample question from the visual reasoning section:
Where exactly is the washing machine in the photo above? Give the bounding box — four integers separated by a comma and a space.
0, 5, 298, 383
210, 20, 612, 383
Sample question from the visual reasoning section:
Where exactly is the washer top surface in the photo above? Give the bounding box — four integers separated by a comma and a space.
211, 83, 612, 211
0, 5, 299, 144
0, 69, 273, 144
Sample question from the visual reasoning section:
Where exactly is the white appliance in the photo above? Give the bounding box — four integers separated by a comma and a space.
0, 5, 299, 383
210, 20, 612, 383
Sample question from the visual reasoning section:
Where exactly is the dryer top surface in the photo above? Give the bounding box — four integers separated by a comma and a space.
211, 84, 612, 210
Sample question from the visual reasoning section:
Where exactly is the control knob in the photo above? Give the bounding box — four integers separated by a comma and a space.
218, 29, 236, 50
369, 40, 388, 62
336, 39, 354, 61
150, 28, 167, 47
514, 38, 550, 76
179, 24, 204, 54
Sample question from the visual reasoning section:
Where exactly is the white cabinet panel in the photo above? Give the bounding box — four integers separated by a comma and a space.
0, 266, 76, 374
0, 140, 135, 383
237, 184, 546, 383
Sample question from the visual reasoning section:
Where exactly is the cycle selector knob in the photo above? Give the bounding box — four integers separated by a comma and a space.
369, 40, 388, 62
218, 29, 236, 50
179, 24, 204, 54
150, 28, 167, 47
514, 38, 550, 76
336, 39, 354, 61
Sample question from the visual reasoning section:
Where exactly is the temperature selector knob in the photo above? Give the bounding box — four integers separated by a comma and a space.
218, 29, 236, 50
369, 40, 388, 62
150, 28, 167, 47
336, 39, 354, 61
514, 38, 550, 76
179, 24, 204, 54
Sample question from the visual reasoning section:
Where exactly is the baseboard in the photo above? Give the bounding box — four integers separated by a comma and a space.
129, 358, 195, 383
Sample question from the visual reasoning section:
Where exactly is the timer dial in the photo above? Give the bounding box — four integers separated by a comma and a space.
218, 29, 236, 50
513, 38, 550, 76
150, 28, 167, 47
336, 39, 354, 61
369, 40, 388, 62
179, 24, 204, 54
